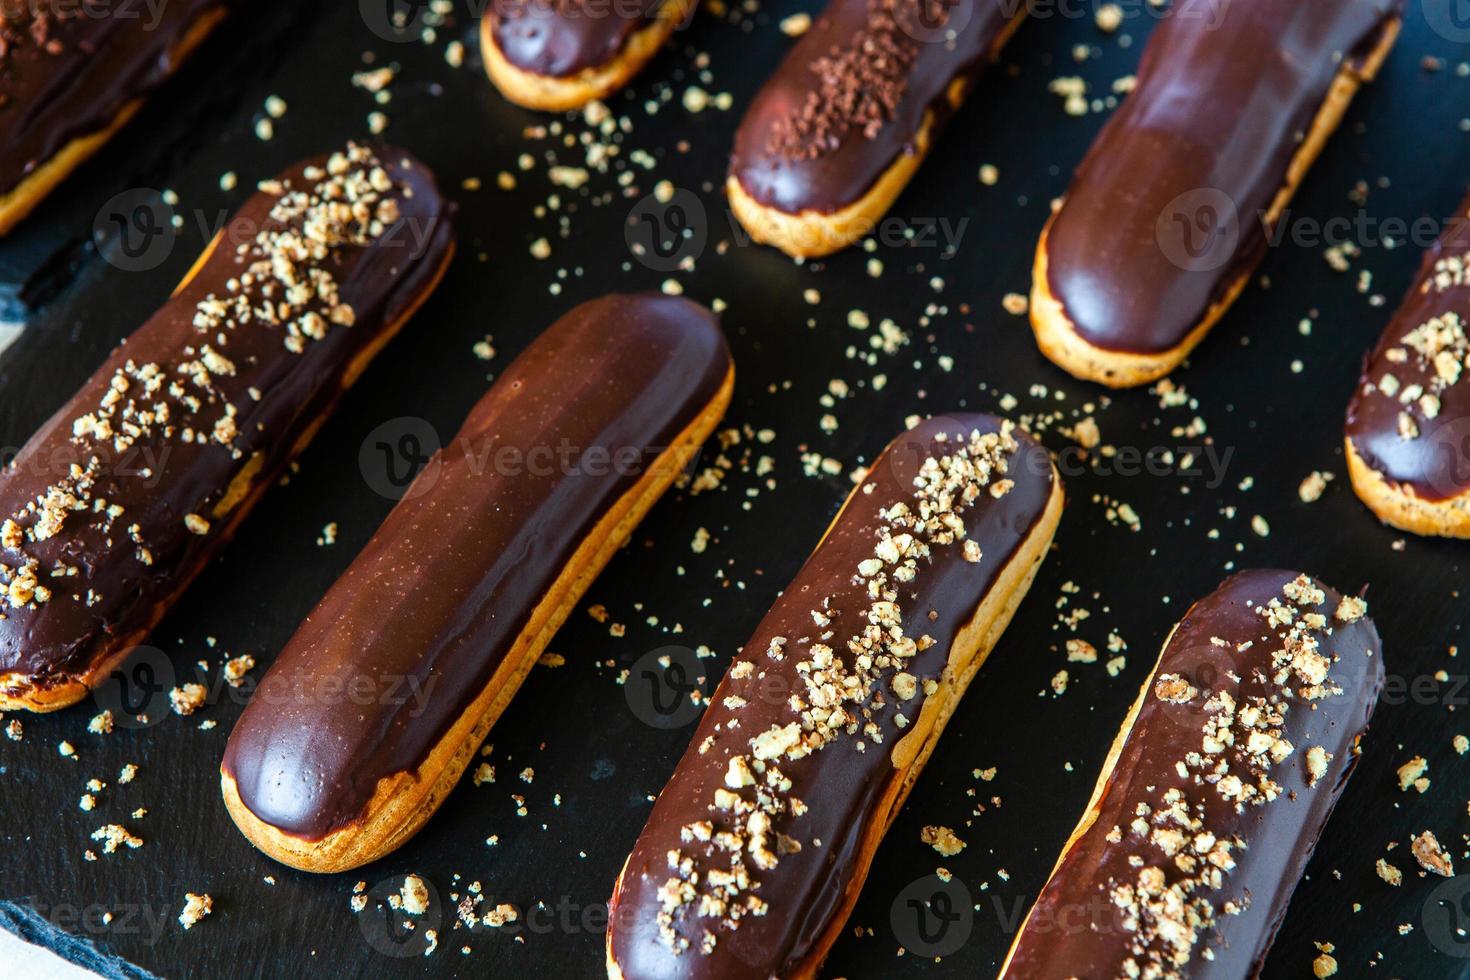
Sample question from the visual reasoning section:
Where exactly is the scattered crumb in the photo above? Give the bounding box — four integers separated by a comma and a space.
1412, 830, 1454, 877
1298, 471, 1334, 503
400, 875, 430, 915
170, 683, 207, 716
178, 893, 212, 930
920, 825, 966, 857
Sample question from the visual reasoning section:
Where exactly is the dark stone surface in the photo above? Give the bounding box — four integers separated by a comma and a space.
1, 2, 1468, 978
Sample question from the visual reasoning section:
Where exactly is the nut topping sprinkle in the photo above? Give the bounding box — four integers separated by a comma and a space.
655, 423, 1019, 955
1102, 576, 1362, 977
1368, 222, 1470, 441
767, 0, 959, 159
0, 143, 405, 620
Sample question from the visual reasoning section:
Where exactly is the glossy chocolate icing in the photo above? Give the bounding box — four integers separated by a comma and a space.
0, 0, 224, 197
729, 0, 1018, 216
607, 415, 1056, 979
221, 293, 732, 840
1345, 191, 1470, 502
0, 145, 454, 692
1001, 569, 1382, 979
1045, 0, 1400, 355
489, 0, 677, 79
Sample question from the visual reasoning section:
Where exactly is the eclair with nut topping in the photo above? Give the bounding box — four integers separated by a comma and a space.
1031, 0, 1401, 387
0, 0, 227, 235
221, 293, 734, 873
0, 143, 456, 711
606, 415, 1062, 978
482, 0, 695, 112
1346, 189, 1470, 537
999, 570, 1382, 979
726, 0, 1026, 258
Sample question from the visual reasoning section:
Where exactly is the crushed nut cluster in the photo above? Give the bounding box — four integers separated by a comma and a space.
0, 3, 75, 66
654, 423, 1019, 956
768, 0, 959, 158
0, 144, 401, 617
1375, 245, 1470, 440
1102, 576, 1364, 977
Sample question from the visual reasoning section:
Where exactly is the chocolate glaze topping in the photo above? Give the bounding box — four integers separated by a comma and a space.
0, 0, 224, 197
0, 143, 454, 693
221, 294, 732, 840
1002, 569, 1382, 980
729, 0, 1019, 215
1044, 0, 1400, 355
489, 0, 678, 79
1345, 190, 1470, 502
607, 415, 1055, 978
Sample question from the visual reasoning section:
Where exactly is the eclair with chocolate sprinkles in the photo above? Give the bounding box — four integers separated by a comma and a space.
221, 293, 734, 873
1000, 570, 1382, 979
1346, 189, 1470, 537
0, 143, 456, 712
606, 415, 1062, 978
726, 0, 1027, 259
1031, 0, 1401, 388
481, 0, 695, 112
0, 0, 227, 235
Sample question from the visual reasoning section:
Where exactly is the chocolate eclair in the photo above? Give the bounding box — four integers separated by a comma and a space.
481, 0, 695, 112
1031, 0, 1402, 387
0, 143, 456, 712
1346, 190, 1470, 537
0, 0, 228, 235
726, 0, 1026, 258
1000, 570, 1382, 979
606, 415, 1062, 978
221, 294, 734, 873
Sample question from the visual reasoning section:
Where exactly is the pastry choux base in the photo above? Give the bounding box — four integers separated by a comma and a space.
223, 366, 735, 873
1345, 437, 1470, 539
480, 0, 695, 113
1029, 16, 1401, 389
0, 8, 226, 237
606, 467, 1063, 980
0, 231, 456, 713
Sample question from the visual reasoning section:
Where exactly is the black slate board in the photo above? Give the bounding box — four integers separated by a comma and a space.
3, 2, 1470, 978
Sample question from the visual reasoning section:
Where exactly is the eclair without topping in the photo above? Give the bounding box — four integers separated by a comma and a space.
482, 0, 695, 111
1031, 0, 1401, 387
222, 293, 734, 873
